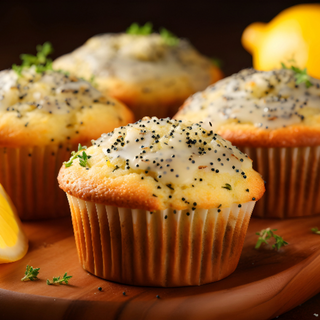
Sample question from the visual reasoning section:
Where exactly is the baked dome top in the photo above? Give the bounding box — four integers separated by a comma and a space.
175, 68, 320, 147
53, 33, 214, 92
0, 67, 133, 147
58, 117, 265, 210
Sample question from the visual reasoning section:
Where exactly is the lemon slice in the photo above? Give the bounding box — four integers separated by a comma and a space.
0, 184, 28, 263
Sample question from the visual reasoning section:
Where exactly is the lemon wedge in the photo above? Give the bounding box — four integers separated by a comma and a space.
0, 184, 28, 263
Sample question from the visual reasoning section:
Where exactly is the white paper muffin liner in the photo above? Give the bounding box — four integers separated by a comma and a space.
67, 194, 255, 287
242, 146, 320, 219
0, 144, 78, 220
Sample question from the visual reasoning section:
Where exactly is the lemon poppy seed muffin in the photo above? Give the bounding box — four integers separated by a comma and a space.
53, 32, 222, 119
58, 117, 264, 287
0, 66, 134, 220
175, 68, 320, 218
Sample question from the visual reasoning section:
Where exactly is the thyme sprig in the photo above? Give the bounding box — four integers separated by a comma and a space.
21, 265, 40, 281
126, 22, 153, 35
160, 28, 179, 46
12, 42, 53, 76
126, 23, 179, 46
78, 150, 90, 167
64, 143, 91, 168
311, 227, 320, 235
281, 62, 313, 88
46, 272, 72, 285
255, 228, 288, 251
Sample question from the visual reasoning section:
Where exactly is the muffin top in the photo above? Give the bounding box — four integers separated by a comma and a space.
0, 67, 134, 147
58, 117, 265, 211
53, 32, 215, 92
175, 68, 320, 147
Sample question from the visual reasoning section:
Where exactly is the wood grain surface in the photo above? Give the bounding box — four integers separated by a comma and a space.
1, 216, 320, 320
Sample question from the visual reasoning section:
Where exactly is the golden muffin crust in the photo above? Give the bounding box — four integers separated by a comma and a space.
175, 68, 320, 147
53, 33, 222, 117
0, 67, 134, 147
58, 117, 265, 211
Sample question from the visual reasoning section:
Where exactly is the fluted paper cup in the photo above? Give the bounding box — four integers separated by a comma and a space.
0, 144, 78, 220
242, 146, 320, 219
67, 194, 255, 287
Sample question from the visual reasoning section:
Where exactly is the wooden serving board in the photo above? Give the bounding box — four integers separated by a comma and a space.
1, 216, 320, 320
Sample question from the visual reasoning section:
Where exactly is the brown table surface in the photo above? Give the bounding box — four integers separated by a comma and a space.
276, 294, 320, 320
1, 215, 320, 320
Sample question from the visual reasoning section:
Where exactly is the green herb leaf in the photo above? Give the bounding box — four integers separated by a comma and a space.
255, 237, 268, 249
21, 265, 40, 281
281, 62, 313, 88
126, 22, 153, 35
64, 143, 88, 168
222, 183, 232, 190
37, 42, 53, 58
12, 64, 24, 76
12, 42, 54, 76
272, 234, 289, 250
255, 228, 288, 251
160, 28, 179, 46
47, 272, 72, 285
311, 227, 320, 235
78, 150, 91, 167
36, 60, 53, 73
126, 23, 179, 46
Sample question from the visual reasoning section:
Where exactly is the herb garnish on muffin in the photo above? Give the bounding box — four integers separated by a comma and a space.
12, 42, 53, 75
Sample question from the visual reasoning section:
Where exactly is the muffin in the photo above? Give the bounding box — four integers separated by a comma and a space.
0, 66, 134, 220
58, 117, 264, 287
53, 26, 223, 119
175, 68, 320, 218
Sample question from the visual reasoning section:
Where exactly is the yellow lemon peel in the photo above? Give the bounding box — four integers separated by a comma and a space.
0, 184, 28, 263
242, 4, 320, 79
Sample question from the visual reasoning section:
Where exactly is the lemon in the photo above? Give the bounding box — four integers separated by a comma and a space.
242, 4, 320, 79
0, 184, 28, 263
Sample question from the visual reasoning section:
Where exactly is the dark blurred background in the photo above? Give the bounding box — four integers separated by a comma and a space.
0, 0, 319, 76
